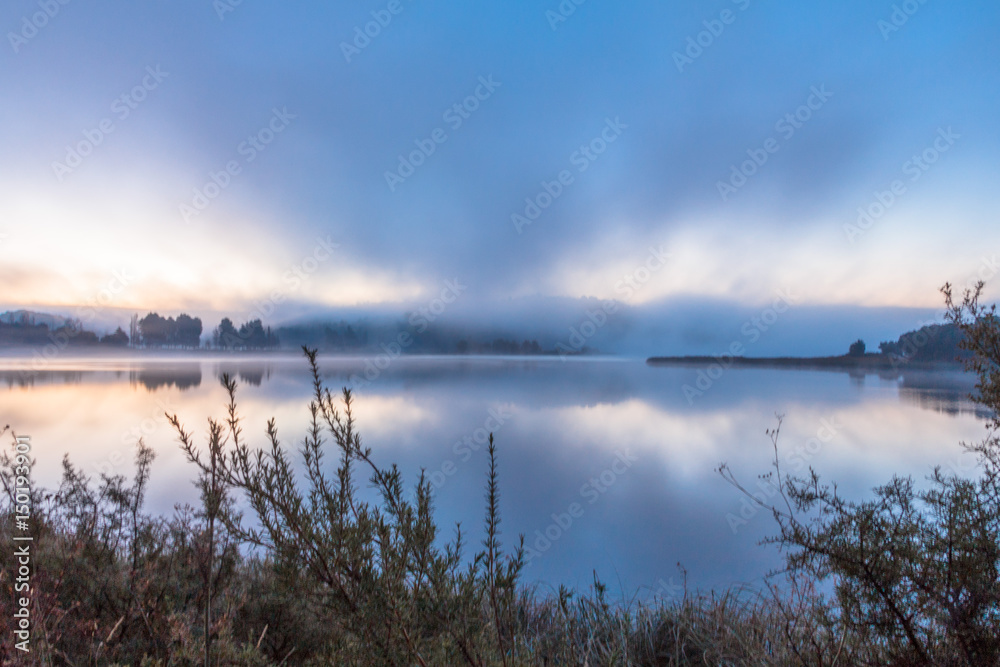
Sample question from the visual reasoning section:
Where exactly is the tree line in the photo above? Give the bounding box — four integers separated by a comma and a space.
0, 314, 129, 348
138, 313, 280, 349
212, 317, 280, 350
0, 310, 281, 350
456, 338, 543, 355
846, 322, 971, 362
137, 313, 203, 348
278, 320, 547, 355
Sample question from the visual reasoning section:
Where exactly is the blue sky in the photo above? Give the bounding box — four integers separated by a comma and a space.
2, 0, 999, 351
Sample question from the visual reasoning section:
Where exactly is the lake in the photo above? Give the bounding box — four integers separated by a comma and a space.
0, 353, 988, 601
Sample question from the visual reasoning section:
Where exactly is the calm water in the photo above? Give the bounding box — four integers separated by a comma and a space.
0, 354, 988, 599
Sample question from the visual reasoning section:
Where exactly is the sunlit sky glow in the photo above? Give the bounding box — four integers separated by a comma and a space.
2, 1, 999, 341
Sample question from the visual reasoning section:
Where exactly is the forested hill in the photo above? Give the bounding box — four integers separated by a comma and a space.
877, 322, 970, 363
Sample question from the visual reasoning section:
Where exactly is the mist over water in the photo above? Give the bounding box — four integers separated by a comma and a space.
1, 354, 986, 597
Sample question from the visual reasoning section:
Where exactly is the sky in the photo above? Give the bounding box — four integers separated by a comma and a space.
2, 0, 999, 352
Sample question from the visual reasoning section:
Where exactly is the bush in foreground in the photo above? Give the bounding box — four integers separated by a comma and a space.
721, 282, 1000, 665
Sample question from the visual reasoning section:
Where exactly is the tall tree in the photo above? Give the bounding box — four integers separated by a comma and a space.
214, 318, 238, 349
100, 327, 130, 346
139, 312, 169, 347
176, 314, 203, 348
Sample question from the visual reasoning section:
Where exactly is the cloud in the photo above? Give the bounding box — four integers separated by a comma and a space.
1, 0, 999, 317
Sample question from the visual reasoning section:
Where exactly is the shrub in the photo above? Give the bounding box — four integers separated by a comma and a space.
0, 437, 258, 664
721, 281, 1000, 665
168, 347, 525, 665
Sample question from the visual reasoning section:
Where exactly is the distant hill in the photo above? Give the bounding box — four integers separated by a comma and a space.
276, 319, 549, 355
878, 322, 970, 363
0, 310, 74, 330
0, 309, 128, 348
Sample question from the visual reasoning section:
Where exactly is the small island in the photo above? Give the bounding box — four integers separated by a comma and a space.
648, 323, 969, 371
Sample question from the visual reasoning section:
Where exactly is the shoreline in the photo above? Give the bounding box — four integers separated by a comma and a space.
0, 348, 580, 363
645, 354, 965, 372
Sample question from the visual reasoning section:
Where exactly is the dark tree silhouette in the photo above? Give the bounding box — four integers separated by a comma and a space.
139, 312, 169, 347
139, 312, 202, 348
100, 327, 130, 346
214, 317, 279, 349
175, 314, 203, 348
879, 340, 901, 356
214, 318, 238, 349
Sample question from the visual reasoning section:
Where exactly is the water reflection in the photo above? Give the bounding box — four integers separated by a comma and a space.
0, 355, 987, 598
897, 371, 991, 419
216, 362, 273, 387
0, 369, 85, 388
130, 367, 203, 391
